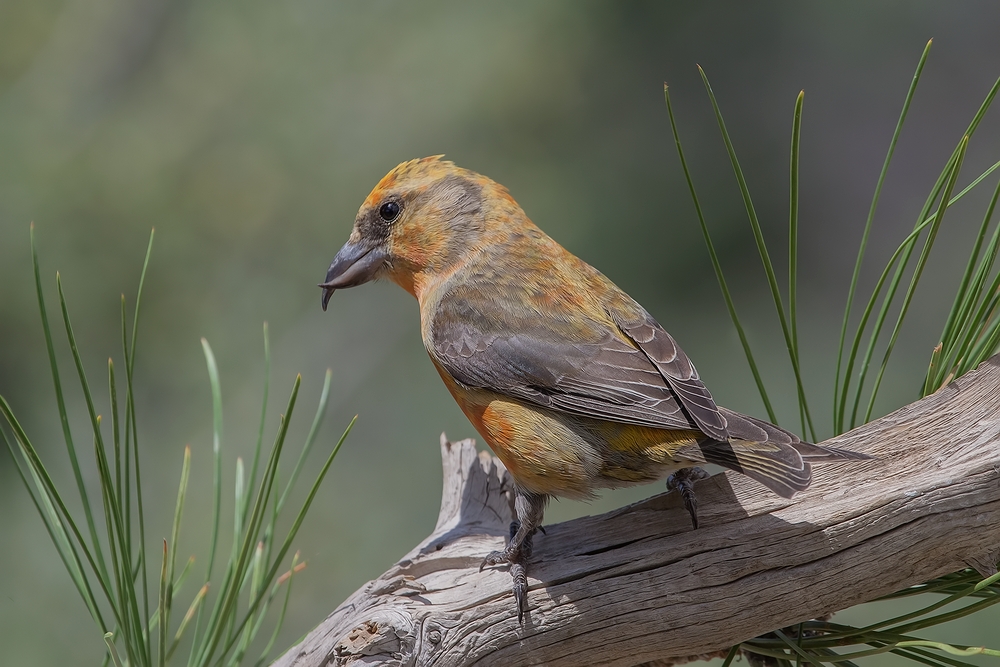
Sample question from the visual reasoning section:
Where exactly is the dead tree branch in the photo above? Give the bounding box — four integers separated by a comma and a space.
274, 355, 1000, 667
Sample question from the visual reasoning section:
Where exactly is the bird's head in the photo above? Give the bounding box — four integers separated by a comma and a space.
320, 156, 509, 308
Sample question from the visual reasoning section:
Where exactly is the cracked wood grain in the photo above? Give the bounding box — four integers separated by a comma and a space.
273, 355, 1000, 667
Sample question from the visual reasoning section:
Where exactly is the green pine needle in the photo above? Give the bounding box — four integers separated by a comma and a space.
6, 229, 352, 666
698, 65, 816, 438
664, 83, 779, 423
835, 39, 933, 434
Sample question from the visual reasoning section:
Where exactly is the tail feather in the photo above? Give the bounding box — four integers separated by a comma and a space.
791, 440, 872, 462
696, 440, 812, 498
677, 408, 872, 498
721, 407, 873, 462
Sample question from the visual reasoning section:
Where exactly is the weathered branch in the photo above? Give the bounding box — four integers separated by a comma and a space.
275, 355, 1000, 667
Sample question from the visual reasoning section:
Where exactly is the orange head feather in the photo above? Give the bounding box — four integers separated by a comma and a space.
320, 156, 529, 303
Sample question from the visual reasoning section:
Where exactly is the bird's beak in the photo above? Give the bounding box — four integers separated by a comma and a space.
318, 240, 387, 311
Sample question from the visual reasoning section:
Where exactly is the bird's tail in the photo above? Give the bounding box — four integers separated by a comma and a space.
678, 408, 871, 498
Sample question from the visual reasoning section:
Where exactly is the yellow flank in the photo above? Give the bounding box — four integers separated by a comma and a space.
433, 360, 703, 498
592, 420, 704, 461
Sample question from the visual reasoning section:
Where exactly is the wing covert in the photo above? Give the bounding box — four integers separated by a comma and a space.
611, 312, 729, 440
429, 295, 703, 433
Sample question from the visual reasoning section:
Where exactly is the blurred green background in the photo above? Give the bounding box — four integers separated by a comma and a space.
2, 1, 1000, 664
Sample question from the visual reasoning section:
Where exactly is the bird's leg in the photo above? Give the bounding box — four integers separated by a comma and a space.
666, 467, 710, 529
480, 491, 546, 622
480, 491, 546, 566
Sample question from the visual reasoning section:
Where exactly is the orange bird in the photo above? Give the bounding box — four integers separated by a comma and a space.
319, 156, 866, 620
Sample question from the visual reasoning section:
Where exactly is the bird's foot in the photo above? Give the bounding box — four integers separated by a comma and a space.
479, 544, 519, 569
480, 520, 525, 570
480, 519, 535, 622
667, 467, 710, 529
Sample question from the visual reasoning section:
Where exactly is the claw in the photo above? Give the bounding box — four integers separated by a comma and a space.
480, 518, 524, 571
480, 549, 510, 572
478, 523, 535, 622
478, 493, 546, 622
682, 485, 698, 529
667, 467, 710, 529
511, 562, 528, 623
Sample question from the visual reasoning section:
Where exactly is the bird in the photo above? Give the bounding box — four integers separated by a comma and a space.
318, 156, 868, 622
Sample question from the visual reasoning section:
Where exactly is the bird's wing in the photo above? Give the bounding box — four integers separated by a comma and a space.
429, 290, 726, 435
610, 310, 729, 440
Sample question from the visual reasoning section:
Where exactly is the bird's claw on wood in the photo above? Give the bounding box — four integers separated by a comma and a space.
479, 519, 522, 571
667, 467, 710, 529
479, 547, 514, 571
511, 562, 529, 623
480, 519, 535, 622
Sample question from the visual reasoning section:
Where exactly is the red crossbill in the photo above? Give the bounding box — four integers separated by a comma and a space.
319, 156, 867, 621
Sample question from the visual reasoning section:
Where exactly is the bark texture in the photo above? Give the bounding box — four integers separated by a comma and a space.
274, 355, 1000, 667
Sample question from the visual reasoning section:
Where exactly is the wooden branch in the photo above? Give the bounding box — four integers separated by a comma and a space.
274, 356, 1000, 667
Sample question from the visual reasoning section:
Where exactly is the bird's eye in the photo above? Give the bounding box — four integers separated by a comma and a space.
378, 201, 401, 222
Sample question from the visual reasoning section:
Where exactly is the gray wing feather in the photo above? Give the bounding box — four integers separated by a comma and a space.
431, 303, 702, 432
612, 312, 730, 440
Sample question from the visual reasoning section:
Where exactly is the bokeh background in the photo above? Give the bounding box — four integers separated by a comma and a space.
2, 1, 1000, 664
